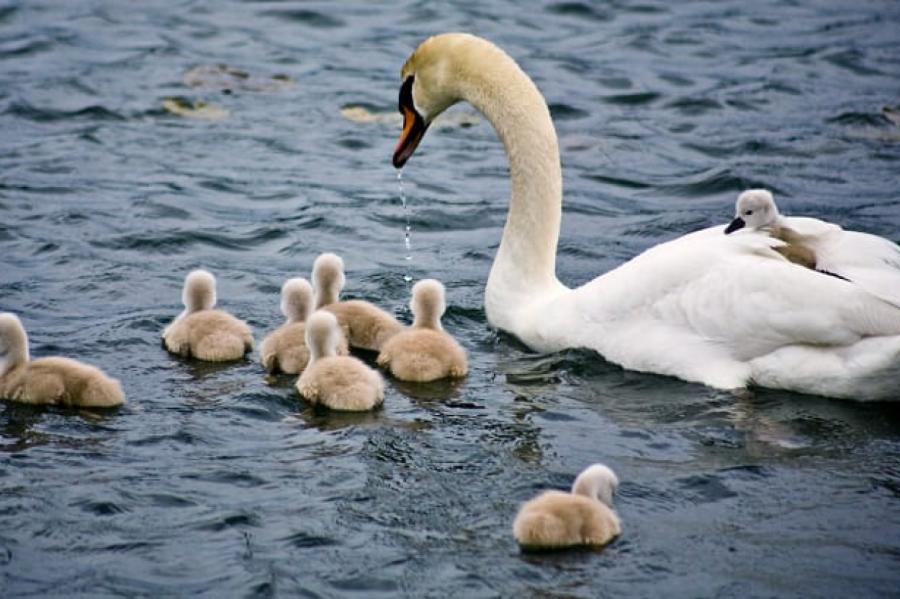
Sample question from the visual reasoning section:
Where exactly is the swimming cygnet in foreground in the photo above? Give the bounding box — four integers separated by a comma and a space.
295, 311, 385, 411
513, 464, 621, 551
376, 279, 468, 382
162, 269, 254, 361
260, 278, 348, 374
312, 253, 404, 351
725, 189, 817, 269
0, 313, 125, 407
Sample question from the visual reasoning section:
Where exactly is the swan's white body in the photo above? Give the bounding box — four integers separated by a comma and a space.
395, 33, 900, 400
728, 190, 900, 309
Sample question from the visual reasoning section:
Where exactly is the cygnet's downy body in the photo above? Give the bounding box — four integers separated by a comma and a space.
513, 464, 621, 551
312, 253, 404, 351
260, 278, 348, 374
376, 279, 468, 382
296, 311, 385, 411
0, 313, 125, 407
162, 269, 254, 361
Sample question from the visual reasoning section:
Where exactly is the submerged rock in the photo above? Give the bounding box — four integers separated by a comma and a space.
162, 97, 229, 120
183, 64, 294, 93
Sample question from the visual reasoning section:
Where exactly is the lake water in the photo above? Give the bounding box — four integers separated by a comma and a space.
2, 0, 899, 596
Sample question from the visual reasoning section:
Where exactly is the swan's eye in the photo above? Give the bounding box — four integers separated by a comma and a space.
745, 209, 754, 216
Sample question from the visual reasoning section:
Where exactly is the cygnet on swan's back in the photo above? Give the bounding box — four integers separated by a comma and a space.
296, 310, 385, 411
0, 313, 125, 407
513, 464, 621, 550
377, 278, 468, 382
312, 252, 404, 351
260, 278, 349, 374
162, 269, 254, 362
725, 189, 818, 269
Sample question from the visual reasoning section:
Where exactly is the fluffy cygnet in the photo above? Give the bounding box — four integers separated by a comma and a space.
513, 464, 621, 551
295, 311, 385, 411
260, 278, 349, 374
162, 269, 254, 362
0, 313, 125, 407
725, 189, 817, 269
312, 253, 404, 351
376, 279, 468, 382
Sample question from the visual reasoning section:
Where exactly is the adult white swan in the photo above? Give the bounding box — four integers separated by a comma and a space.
391, 33, 900, 400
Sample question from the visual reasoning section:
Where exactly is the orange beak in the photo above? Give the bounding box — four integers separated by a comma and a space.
392, 76, 429, 168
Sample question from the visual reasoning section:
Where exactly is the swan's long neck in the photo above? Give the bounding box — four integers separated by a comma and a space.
454, 48, 565, 324
0, 317, 30, 377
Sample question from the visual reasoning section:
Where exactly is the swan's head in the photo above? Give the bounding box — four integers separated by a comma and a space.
312, 253, 345, 308
411, 278, 446, 330
0, 312, 29, 374
183, 269, 217, 312
305, 310, 341, 361
280, 277, 314, 323
725, 189, 779, 234
393, 33, 512, 168
571, 463, 619, 508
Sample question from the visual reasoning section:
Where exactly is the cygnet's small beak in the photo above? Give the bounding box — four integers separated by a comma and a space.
724, 217, 746, 235
392, 76, 429, 169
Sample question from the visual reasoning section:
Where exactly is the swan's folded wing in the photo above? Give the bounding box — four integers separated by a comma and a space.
780, 215, 842, 238
569, 226, 900, 363
813, 230, 900, 308
777, 216, 900, 307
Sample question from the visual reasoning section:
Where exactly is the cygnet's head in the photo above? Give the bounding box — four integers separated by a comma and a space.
571, 463, 619, 508
280, 278, 314, 323
182, 269, 217, 312
725, 189, 779, 234
393, 33, 519, 167
312, 253, 345, 308
0, 312, 30, 374
304, 310, 341, 361
411, 278, 446, 330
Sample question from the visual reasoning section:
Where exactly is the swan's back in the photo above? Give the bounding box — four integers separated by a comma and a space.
809, 225, 900, 308
730, 191, 900, 308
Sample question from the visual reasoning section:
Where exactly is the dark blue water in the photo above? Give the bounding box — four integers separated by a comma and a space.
2, 1, 900, 596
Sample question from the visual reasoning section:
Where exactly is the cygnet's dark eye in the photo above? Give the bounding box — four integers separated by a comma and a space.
745, 209, 754, 215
